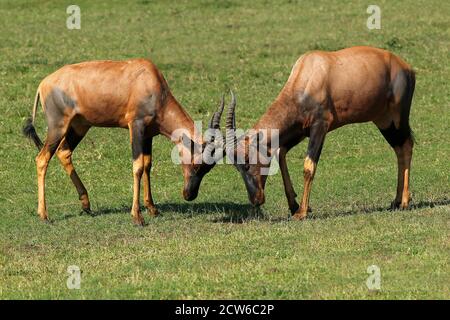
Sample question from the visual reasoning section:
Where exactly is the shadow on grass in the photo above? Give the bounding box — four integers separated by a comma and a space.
208, 197, 450, 223
159, 202, 270, 223
309, 197, 450, 220
56, 202, 263, 224
410, 198, 450, 209
54, 197, 450, 223
85, 202, 255, 217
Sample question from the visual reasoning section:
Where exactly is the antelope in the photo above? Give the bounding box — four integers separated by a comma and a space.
23, 58, 225, 226
226, 46, 416, 220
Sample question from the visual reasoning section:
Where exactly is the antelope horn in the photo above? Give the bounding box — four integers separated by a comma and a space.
225, 90, 236, 130
204, 95, 225, 160
209, 94, 225, 130
225, 90, 237, 151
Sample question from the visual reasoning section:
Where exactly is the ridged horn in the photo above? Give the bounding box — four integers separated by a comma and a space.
209, 95, 225, 130
225, 90, 236, 130
204, 95, 225, 160
225, 90, 237, 151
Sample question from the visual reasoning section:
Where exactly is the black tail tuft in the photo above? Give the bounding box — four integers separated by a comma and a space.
23, 118, 43, 151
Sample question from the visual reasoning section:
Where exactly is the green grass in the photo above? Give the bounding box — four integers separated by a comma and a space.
0, 0, 449, 299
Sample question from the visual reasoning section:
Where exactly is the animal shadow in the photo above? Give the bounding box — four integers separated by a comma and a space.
158, 202, 266, 223
52, 197, 449, 223
59, 202, 262, 223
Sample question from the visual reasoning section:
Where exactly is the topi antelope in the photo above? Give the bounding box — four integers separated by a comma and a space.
23, 58, 225, 226
226, 46, 416, 220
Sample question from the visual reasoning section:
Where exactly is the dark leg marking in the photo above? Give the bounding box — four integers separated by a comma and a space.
129, 120, 146, 226
56, 126, 91, 213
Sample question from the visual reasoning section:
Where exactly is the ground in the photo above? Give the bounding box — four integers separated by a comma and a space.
0, 0, 449, 299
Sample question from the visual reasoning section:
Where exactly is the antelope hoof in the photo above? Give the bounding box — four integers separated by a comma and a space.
132, 213, 145, 227
400, 202, 410, 210
147, 206, 159, 217
82, 206, 92, 215
390, 200, 401, 210
38, 211, 49, 222
291, 211, 307, 221
400, 195, 412, 210
289, 202, 300, 214
41, 216, 52, 224
80, 195, 91, 212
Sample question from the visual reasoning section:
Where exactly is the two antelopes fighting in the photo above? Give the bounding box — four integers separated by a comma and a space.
24, 46, 415, 225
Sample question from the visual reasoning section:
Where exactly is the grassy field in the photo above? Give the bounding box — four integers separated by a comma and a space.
0, 0, 449, 299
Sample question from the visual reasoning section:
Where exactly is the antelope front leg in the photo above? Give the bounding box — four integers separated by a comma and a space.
293, 123, 326, 220
143, 137, 159, 217
129, 121, 145, 226
278, 147, 299, 213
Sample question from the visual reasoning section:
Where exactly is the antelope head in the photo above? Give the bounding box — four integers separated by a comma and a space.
225, 92, 268, 206
181, 96, 226, 201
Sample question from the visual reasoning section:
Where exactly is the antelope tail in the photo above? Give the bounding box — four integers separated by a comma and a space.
23, 89, 43, 151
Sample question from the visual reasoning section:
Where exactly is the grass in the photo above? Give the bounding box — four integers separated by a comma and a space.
0, 0, 449, 299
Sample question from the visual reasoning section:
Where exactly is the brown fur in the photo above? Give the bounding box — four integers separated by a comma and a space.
25, 58, 216, 225
235, 46, 416, 218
